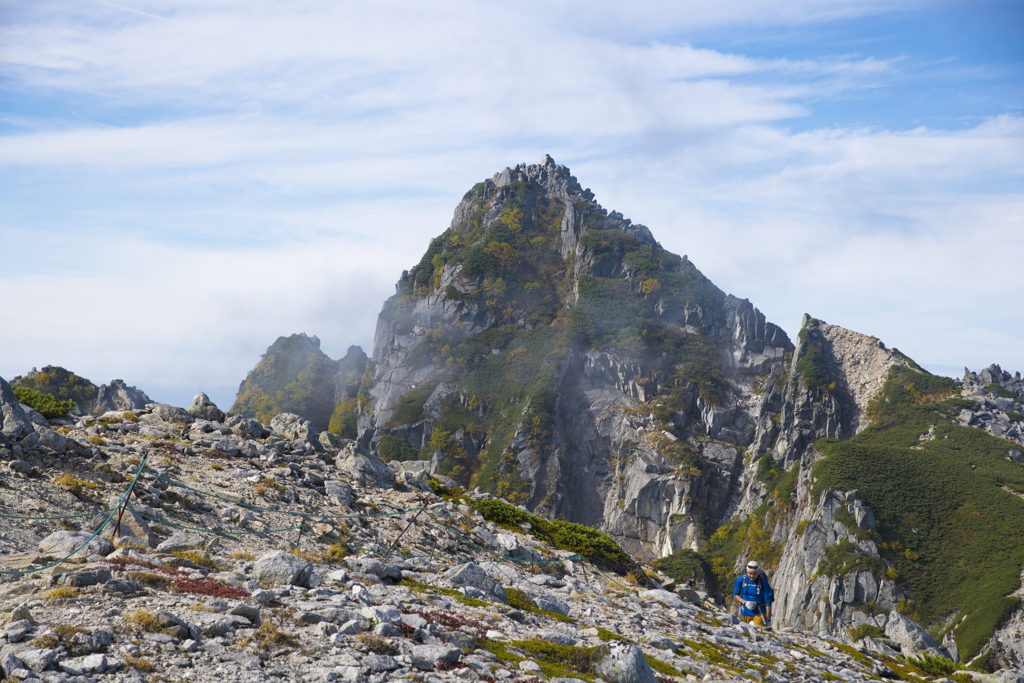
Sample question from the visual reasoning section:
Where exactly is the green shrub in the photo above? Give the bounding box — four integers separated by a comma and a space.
378, 435, 423, 462
11, 366, 96, 412
1007, 411, 1023, 423
890, 348, 928, 374
467, 498, 633, 573
905, 652, 962, 677
13, 387, 76, 419
985, 383, 1017, 400
851, 624, 887, 641
795, 344, 830, 390
506, 587, 571, 623
385, 386, 433, 426
482, 638, 599, 680
651, 549, 713, 592
813, 366, 1024, 661
328, 399, 358, 439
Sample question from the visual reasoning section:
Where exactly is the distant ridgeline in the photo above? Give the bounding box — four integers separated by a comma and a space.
231, 334, 369, 434
10, 366, 151, 416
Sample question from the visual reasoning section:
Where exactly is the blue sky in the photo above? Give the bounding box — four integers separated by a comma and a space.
1, 0, 1022, 410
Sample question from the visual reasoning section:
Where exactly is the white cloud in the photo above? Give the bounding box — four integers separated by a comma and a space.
1, 0, 1021, 411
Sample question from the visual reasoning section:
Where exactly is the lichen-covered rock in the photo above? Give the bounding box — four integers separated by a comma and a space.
885, 611, 943, 658
441, 562, 506, 604
594, 642, 657, 683
188, 392, 225, 422
270, 413, 316, 442
335, 442, 395, 489
253, 550, 314, 587
38, 531, 113, 558
0, 376, 31, 440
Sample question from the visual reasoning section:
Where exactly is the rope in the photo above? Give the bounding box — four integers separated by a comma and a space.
0, 457, 149, 576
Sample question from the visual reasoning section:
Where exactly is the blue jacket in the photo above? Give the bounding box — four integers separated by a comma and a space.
733, 573, 773, 617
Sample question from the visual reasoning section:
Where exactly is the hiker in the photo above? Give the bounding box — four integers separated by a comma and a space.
733, 560, 773, 627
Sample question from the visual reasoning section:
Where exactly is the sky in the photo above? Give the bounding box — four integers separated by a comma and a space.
1, 0, 1022, 410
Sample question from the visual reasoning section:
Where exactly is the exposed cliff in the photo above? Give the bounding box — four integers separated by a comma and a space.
363, 155, 792, 563
710, 321, 1024, 668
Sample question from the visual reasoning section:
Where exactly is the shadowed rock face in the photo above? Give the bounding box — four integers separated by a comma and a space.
233, 334, 368, 432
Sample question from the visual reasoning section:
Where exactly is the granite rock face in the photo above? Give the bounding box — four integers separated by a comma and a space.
362, 157, 794, 560
594, 642, 657, 683
334, 442, 396, 489
1, 376, 32, 440
188, 392, 226, 422
253, 550, 314, 588
38, 531, 113, 557
94, 379, 152, 413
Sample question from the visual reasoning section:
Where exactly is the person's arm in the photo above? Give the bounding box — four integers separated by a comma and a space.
733, 577, 744, 609
763, 578, 774, 621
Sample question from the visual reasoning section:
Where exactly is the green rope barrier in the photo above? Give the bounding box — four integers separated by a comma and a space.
0, 457, 149, 576
0, 508, 115, 521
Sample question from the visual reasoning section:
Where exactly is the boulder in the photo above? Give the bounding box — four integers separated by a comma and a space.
187, 392, 225, 422
885, 611, 944, 658
229, 603, 261, 623
234, 418, 270, 439
362, 655, 401, 672
325, 480, 353, 508
594, 642, 657, 683
17, 648, 56, 673
442, 563, 507, 604
55, 568, 112, 588
38, 531, 113, 558
29, 422, 67, 453
270, 413, 316, 442
156, 532, 205, 553
411, 644, 463, 664
0, 376, 31, 440
1, 653, 24, 677
639, 589, 686, 609
105, 495, 156, 547
253, 550, 314, 588
335, 442, 396, 489
535, 594, 570, 616
348, 557, 403, 583
148, 403, 194, 424
319, 431, 344, 451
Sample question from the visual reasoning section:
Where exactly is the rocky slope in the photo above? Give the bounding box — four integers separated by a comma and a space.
4, 375, 1023, 683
